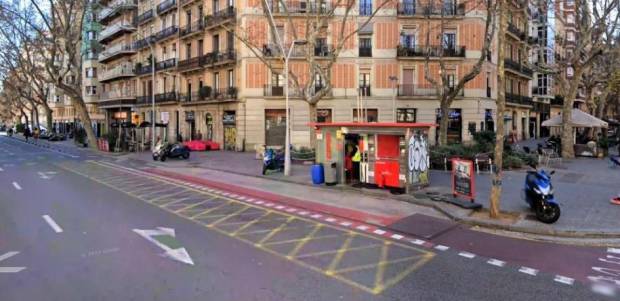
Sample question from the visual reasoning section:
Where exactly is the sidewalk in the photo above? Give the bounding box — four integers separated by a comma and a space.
112, 148, 620, 239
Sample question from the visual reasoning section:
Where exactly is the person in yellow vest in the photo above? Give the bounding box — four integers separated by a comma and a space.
352, 145, 361, 183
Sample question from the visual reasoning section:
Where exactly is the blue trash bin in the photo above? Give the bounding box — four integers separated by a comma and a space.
311, 163, 324, 184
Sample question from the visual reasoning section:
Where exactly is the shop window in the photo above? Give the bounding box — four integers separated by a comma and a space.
436, 108, 462, 144
396, 108, 416, 123
353, 108, 378, 122
265, 109, 286, 146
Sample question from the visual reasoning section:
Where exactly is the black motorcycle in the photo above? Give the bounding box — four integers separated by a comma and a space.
153, 142, 190, 162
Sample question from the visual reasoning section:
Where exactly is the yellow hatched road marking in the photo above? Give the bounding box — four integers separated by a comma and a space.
190, 200, 233, 219
286, 223, 324, 258
174, 196, 219, 213
334, 254, 426, 274
256, 216, 295, 246
149, 189, 188, 203
207, 206, 251, 227
374, 242, 391, 290
227, 211, 274, 236
326, 233, 355, 275
265, 234, 341, 248
295, 243, 383, 259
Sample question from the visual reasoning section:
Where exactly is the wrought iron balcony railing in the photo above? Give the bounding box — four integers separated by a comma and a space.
397, 44, 466, 57
397, 84, 464, 97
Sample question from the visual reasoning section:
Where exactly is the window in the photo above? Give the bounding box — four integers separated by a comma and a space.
353, 108, 378, 122
359, 37, 372, 57
228, 70, 234, 88
162, 46, 167, 60
447, 74, 455, 89
314, 73, 324, 92
359, 72, 370, 96
567, 66, 574, 77
87, 31, 97, 40
360, 0, 372, 16
213, 35, 220, 52
214, 72, 220, 91
486, 72, 491, 97
85, 67, 97, 78
317, 109, 332, 123
400, 31, 416, 48
567, 14, 574, 24
186, 42, 191, 59
443, 0, 456, 15
272, 72, 285, 87
85, 86, 97, 96
397, 108, 416, 123
567, 31, 575, 41
442, 33, 456, 51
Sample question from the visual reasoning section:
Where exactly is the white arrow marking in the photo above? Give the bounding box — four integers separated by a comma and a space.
12, 182, 21, 190
0, 251, 26, 273
42, 215, 63, 233
133, 227, 194, 265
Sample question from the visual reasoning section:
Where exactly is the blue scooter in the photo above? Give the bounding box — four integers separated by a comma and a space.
524, 165, 561, 223
262, 148, 284, 175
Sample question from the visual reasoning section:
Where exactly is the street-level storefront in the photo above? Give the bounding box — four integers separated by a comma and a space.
223, 110, 237, 151
313, 122, 435, 193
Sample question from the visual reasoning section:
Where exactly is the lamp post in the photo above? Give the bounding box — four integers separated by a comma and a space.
283, 39, 307, 176
389, 76, 398, 122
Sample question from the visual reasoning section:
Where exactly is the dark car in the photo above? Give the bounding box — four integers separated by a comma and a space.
48, 133, 66, 141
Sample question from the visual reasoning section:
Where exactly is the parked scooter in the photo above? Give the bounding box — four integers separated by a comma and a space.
262, 148, 284, 175
153, 141, 190, 162
523, 165, 561, 223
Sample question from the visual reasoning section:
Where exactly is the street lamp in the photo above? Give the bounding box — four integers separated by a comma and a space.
283, 39, 307, 176
389, 76, 398, 122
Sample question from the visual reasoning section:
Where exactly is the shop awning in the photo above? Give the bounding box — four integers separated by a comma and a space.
542, 108, 608, 128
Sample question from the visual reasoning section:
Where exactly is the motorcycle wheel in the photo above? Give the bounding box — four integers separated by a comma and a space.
535, 203, 561, 224
152, 155, 158, 161
160, 155, 167, 162
262, 166, 267, 175
182, 153, 190, 159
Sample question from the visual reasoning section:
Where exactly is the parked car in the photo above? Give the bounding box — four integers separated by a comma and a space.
48, 133, 66, 141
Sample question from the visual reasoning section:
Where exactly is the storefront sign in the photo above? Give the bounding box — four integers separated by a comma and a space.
113, 112, 127, 119
223, 111, 236, 125
161, 112, 170, 124
407, 131, 429, 186
185, 111, 195, 121
452, 159, 475, 201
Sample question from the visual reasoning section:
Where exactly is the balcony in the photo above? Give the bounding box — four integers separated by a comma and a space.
154, 26, 179, 42
204, 7, 236, 30
137, 9, 154, 24
359, 86, 371, 96
359, 47, 372, 57
99, 43, 136, 63
156, 0, 177, 15
98, 0, 138, 24
98, 22, 136, 44
134, 36, 156, 50
397, 44, 466, 58
156, 58, 177, 71
180, 87, 238, 104
504, 58, 533, 77
135, 63, 153, 76
136, 92, 180, 105
100, 89, 137, 102
180, 19, 205, 39
507, 22, 527, 40
266, 1, 331, 14
506, 93, 533, 106
177, 55, 209, 72
203, 50, 237, 68
180, 0, 199, 7
397, 84, 464, 97
397, 2, 465, 16
99, 63, 135, 82
532, 86, 551, 97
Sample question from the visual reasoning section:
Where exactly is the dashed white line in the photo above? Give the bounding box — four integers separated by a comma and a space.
518, 267, 538, 276
434, 245, 450, 251
458, 252, 476, 259
591, 283, 617, 297
311, 214, 323, 219
373, 229, 386, 235
411, 239, 426, 246
487, 258, 506, 267
325, 217, 337, 223
554, 275, 574, 285
391, 234, 404, 240
275, 205, 285, 210
608, 248, 620, 255
255, 201, 264, 205
42, 215, 63, 233
356, 225, 369, 231
12, 182, 21, 190
298, 211, 309, 216
339, 222, 352, 227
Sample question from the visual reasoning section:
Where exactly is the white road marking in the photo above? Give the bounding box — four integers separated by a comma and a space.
373, 229, 386, 235
311, 214, 323, 219
356, 225, 369, 231
325, 218, 337, 222
411, 239, 426, 246
12, 182, 21, 190
0, 251, 19, 262
0, 167, 3, 171
275, 205, 285, 210
458, 252, 476, 259
554, 275, 574, 285
487, 258, 506, 267
391, 234, 404, 240
608, 248, 620, 255
591, 283, 617, 297
42, 215, 63, 233
0, 251, 25, 273
518, 267, 538, 276
434, 245, 450, 251
298, 211, 309, 216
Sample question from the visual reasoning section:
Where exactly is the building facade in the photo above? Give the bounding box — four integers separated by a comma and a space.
92, 0, 544, 150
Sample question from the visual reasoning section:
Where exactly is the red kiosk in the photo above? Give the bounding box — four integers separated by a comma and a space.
312, 122, 435, 192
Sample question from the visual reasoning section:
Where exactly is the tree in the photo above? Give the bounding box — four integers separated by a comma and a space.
421, 0, 497, 146
222, 0, 394, 147
0, 0, 98, 148
488, 0, 508, 219
544, 0, 619, 158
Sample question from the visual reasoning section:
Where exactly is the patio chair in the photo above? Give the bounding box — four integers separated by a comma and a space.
542, 148, 562, 167
474, 152, 492, 174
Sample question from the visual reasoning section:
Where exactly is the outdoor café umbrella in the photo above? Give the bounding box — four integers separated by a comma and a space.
542, 108, 608, 128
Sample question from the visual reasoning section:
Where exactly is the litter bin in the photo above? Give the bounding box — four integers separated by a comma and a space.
325, 161, 338, 185
311, 163, 324, 185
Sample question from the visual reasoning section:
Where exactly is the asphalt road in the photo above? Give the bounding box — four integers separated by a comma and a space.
0, 136, 616, 300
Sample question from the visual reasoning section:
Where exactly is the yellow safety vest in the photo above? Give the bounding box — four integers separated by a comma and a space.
352, 150, 361, 162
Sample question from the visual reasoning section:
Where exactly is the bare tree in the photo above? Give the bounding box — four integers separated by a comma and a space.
542, 0, 619, 158
420, 0, 497, 146
0, 0, 97, 148
222, 0, 394, 147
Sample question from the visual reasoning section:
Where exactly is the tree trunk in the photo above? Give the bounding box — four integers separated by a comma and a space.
44, 106, 53, 132
308, 102, 318, 149
34, 106, 40, 128
561, 75, 581, 158
70, 94, 98, 149
489, 0, 507, 219
438, 101, 450, 145
30, 109, 35, 130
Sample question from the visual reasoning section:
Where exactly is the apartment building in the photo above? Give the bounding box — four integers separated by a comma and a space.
529, 1, 554, 138
83, 1, 106, 136
94, 0, 538, 150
